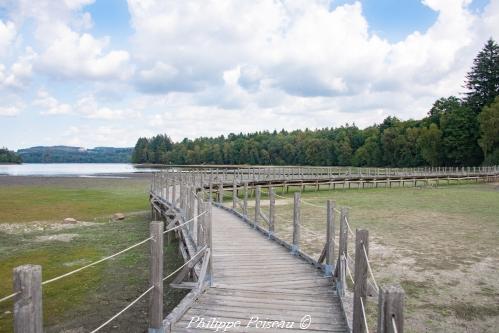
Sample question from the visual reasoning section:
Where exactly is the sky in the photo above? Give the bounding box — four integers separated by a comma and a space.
0, 0, 498, 150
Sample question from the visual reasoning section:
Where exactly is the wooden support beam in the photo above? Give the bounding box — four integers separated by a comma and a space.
149, 221, 164, 333
14, 265, 43, 333
254, 186, 261, 228
243, 182, 248, 216
269, 186, 275, 235
378, 285, 405, 333
353, 229, 369, 333
325, 200, 335, 276
292, 192, 301, 253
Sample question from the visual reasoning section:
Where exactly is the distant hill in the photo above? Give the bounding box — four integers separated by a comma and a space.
17, 146, 133, 163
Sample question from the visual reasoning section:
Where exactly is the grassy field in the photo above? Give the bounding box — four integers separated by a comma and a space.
236, 181, 499, 333
0, 175, 187, 333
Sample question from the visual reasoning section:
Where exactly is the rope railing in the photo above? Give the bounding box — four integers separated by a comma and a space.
392, 316, 399, 333
42, 235, 153, 286
0, 291, 19, 303
344, 253, 355, 285
163, 211, 208, 234
344, 215, 355, 237
90, 285, 154, 333
363, 243, 380, 294
163, 246, 208, 282
300, 198, 324, 209
360, 297, 370, 333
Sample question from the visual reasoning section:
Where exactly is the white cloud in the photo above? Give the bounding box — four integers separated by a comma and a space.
0, 105, 21, 116
127, 0, 497, 119
36, 22, 131, 80
0, 20, 16, 58
75, 94, 141, 120
0, 47, 36, 89
34, 90, 72, 115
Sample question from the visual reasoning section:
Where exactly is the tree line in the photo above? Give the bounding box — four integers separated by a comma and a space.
0, 148, 22, 164
133, 39, 499, 167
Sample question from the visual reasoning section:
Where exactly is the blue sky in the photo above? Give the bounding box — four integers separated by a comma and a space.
0, 0, 497, 149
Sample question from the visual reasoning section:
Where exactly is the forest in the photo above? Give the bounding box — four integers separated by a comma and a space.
17, 146, 132, 163
0, 148, 22, 164
132, 39, 499, 167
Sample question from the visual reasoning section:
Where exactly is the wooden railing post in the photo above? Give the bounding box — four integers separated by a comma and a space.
269, 187, 275, 236
243, 182, 248, 216
149, 221, 164, 333
13, 265, 43, 333
209, 170, 213, 203
254, 186, 261, 228
325, 200, 335, 276
378, 285, 405, 333
173, 177, 179, 204
353, 229, 369, 333
207, 203, 213, 286
197, 195, 204, 248
292, 192, 301, 254
335, 208, 349, 277
338, 254, 346, 297
218, 183, 224, 204
232, 182, 237, 209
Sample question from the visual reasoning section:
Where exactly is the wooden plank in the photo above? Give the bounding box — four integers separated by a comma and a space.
150, 221, 164, 331
13, 265, 43, 333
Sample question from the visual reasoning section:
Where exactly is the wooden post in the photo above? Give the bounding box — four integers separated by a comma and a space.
232, 182, 237, 209
378, 285, 405, 333
207, 203, 213, 286
338, 254, 347, 298
325, 200, 335, 276
13, 265, 43, 333
335, 208, 349, 276
149, 221, 164, 333
243, 182, 248, 216
292, 192, 301, 253
254, 186, 261, 228
197, 195, 204, 248
209, 171, 213, 203
218, 183, 224, 204
171, 178, 177, 207
353, 229, 369, 333
269, 186, 275, 235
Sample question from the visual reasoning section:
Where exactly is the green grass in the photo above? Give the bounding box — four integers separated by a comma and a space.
0, 178, 150, 223
0, 176, 187, 332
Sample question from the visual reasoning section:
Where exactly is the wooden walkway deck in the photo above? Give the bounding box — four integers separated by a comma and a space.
169, 206, 348, 332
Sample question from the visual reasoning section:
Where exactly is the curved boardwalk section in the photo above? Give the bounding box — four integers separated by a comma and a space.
170, 206, 348, 332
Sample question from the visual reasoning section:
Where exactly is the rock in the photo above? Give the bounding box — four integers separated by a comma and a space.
112, 213, 126, 221
63, 218, 77, 224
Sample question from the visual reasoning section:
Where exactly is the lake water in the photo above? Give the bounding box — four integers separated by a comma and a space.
0, 163, 159, 176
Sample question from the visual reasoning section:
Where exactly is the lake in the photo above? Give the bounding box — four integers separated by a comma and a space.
0, 163, 159, 176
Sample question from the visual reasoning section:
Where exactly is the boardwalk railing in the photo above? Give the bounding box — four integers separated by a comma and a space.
150, 166, 498, 332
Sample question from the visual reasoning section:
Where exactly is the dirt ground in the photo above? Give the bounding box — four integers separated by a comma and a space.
237, 182, 499, 333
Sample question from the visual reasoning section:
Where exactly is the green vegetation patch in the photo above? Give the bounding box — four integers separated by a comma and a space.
0, 178, 149, 223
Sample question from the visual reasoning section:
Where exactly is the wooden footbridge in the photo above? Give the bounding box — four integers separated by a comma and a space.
2, 166, 498, 333
149, 166, 498, 333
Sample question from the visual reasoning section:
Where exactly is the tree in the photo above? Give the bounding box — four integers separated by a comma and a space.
131, 138, 149, 163
464, 38, 499, 113
440, 100, 482, 166
418, 124, 443, 166
478, 96, 499, 164
0, 148, 22, 164
427, 96, 461, 125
